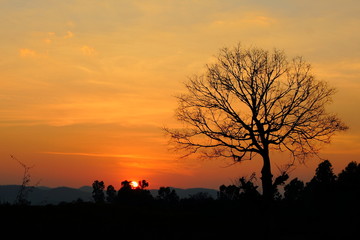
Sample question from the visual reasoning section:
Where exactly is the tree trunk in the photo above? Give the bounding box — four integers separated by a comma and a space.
260, 152, 273, 202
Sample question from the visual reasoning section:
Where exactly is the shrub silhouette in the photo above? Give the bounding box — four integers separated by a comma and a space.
218, 174, 260, 202
272, 172, 289, 200
238, 175, 261, 202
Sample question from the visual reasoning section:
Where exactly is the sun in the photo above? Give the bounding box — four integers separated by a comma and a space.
130, 181, 139, 189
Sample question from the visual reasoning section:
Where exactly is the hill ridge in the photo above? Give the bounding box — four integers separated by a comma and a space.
0, 185, 218, 205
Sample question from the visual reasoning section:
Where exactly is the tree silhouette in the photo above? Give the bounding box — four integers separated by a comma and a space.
337, 161, 360, 188
120, 180, 132, 190
92, 180, 105, 203
11, 155, 37, 205
165, 44, 347, 201
133, 180, 153, 203
284, 178, 304, 202
106, 185, 117, 203
138, 180, 149, 190
305, 160, 337, 202
337, 161, 360, 202
117, 180, 132, 203
238, 174, 261, 201
118, 179, 153, 204
157, 187, 180, 204
219, 174, 260, 202
309, 160, 336, 186
218, 184, 240, 201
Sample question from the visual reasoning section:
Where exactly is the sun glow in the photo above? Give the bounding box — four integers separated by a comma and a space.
130, 181, 139, 188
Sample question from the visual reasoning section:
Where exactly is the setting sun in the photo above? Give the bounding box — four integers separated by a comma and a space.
130, 181, 139, 189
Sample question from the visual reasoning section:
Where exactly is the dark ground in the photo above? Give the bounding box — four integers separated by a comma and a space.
0, 200, 358, 239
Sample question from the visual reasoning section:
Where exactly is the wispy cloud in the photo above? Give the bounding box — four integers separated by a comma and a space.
40, 152, 169, 160
40, 151, 192, 176
41, 151, 159, 159
64, 31, 74, 39
19, 48, 37, 57
210, 11, 277, 29
81, 45, 97, 56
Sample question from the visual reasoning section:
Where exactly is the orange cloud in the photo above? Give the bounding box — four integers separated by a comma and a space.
81, 45, 97, 56
66, 21, 75, 28
41, 151, 159, 159
64, 31, 74, 39
210, 11, 277, 29
19, 48, 37, 57
43, 38, 52, 44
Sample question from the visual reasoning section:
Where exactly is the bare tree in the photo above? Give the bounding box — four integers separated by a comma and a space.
165, 44, 348, 201
11, 155, 37, 205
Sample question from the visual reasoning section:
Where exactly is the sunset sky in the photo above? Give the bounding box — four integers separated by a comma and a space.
1, 0, 359, 190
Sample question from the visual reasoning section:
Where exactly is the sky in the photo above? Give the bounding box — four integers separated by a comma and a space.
0, 0, 359, 190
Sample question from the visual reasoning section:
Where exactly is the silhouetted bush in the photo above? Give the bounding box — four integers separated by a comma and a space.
238, 174, 261, 202
272, 172, 289, 200
218, 173, 261, 203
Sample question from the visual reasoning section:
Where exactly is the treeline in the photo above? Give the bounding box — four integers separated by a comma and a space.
220, 160, 360, 205
92, 160, 360, 206
1, 160, 359, 239
92, 179, 181, 205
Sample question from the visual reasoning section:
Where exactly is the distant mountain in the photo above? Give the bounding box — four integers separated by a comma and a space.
0, 185, 218, 205
0, 185, 21, 203
79, 186, 93, 193
0, 185, 92, 205
36, 187, 93, 204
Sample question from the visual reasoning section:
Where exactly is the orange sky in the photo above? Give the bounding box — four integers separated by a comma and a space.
1, 0, 359, 190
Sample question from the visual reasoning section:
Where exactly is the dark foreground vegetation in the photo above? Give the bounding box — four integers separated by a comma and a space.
1, 160, 359, 239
